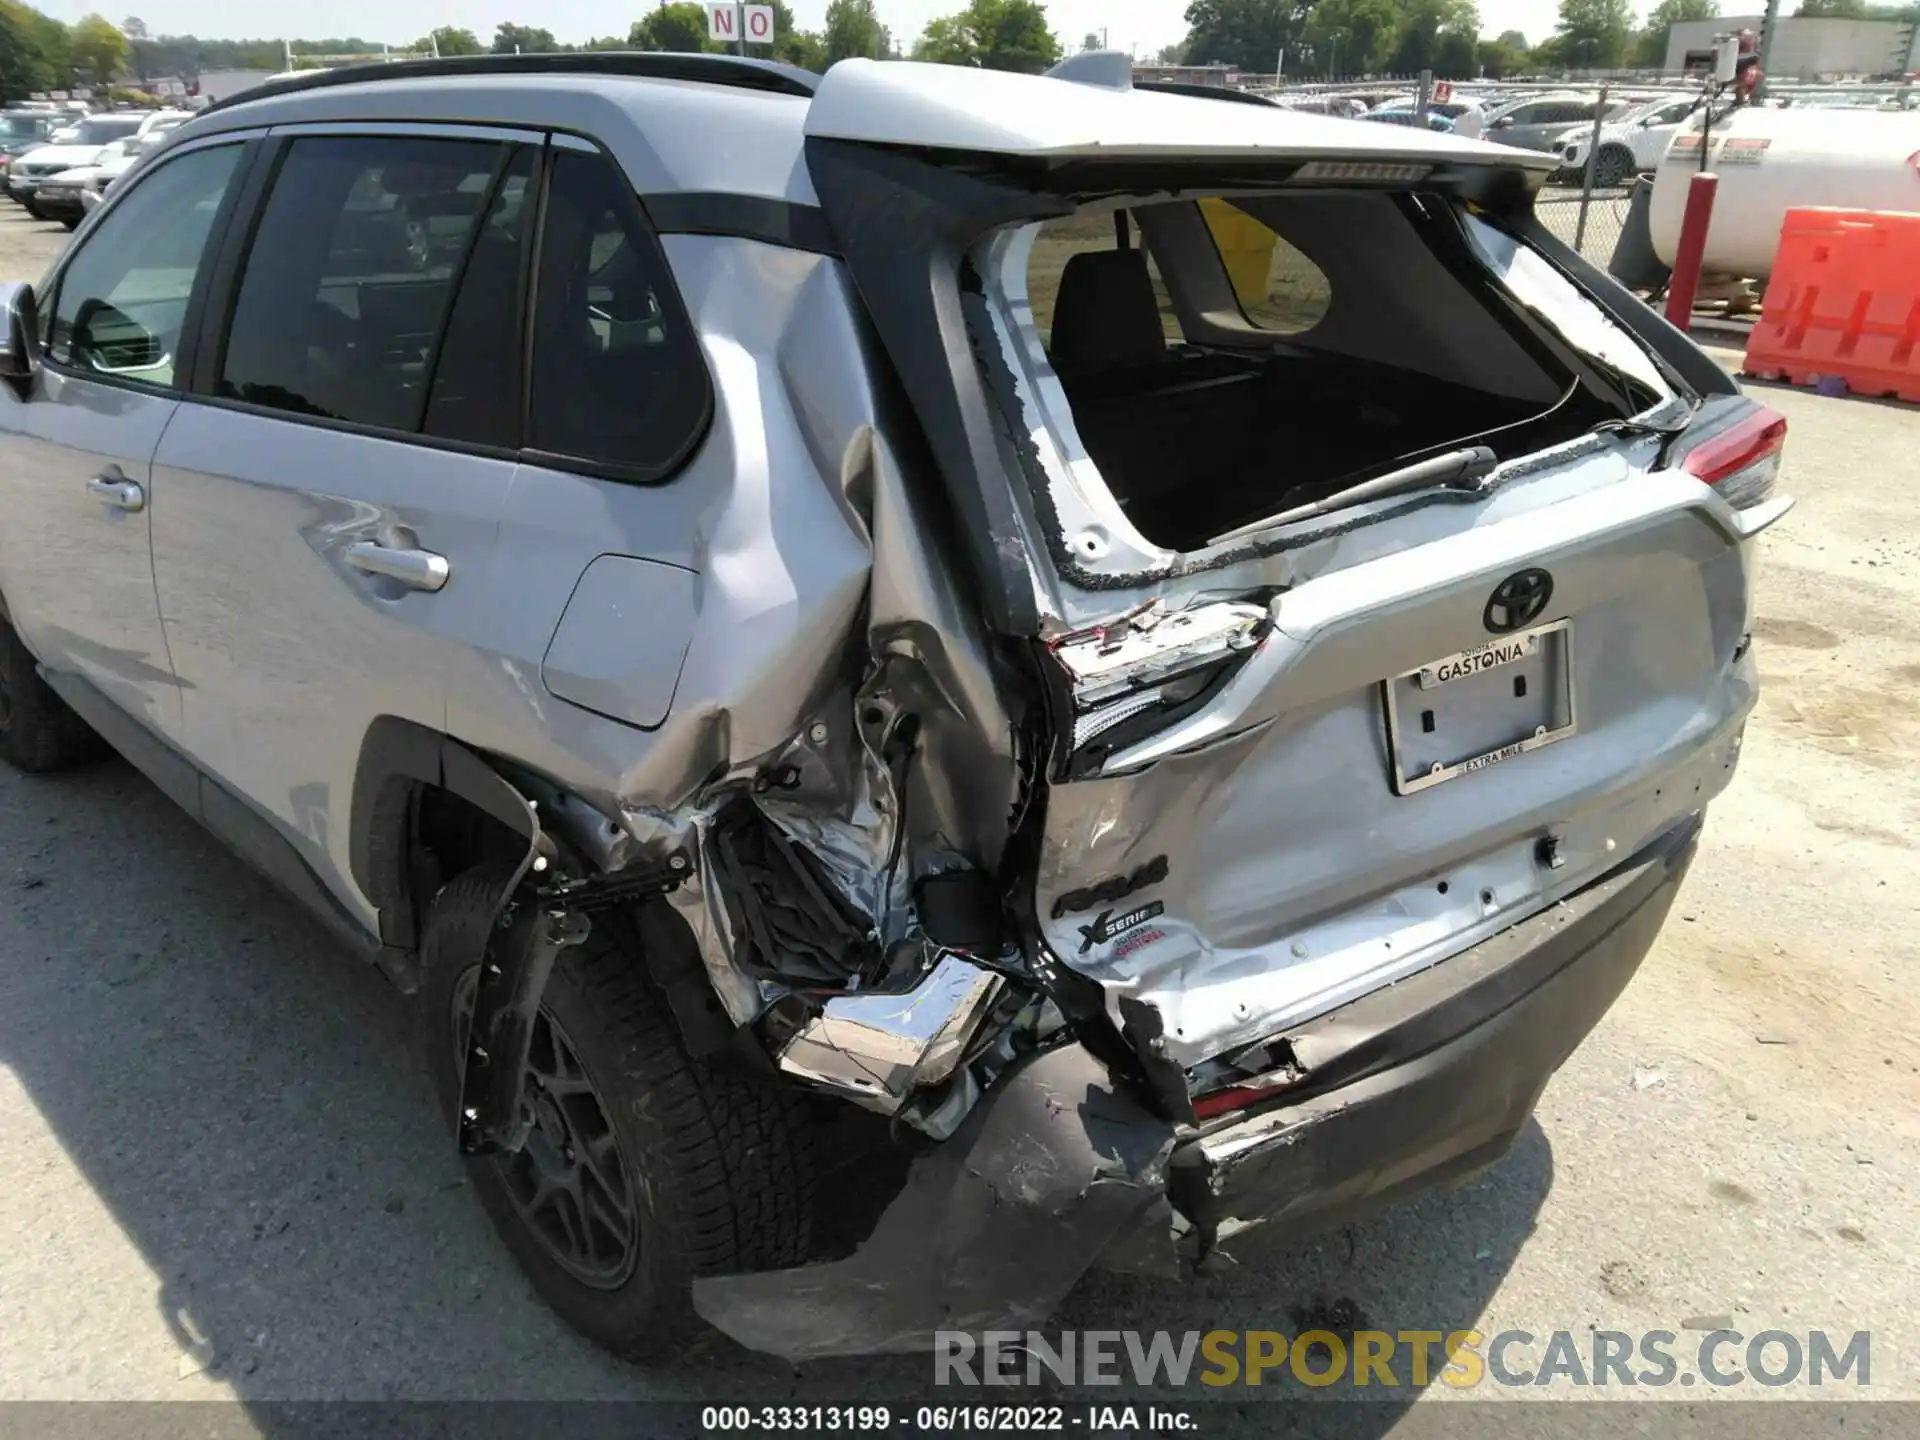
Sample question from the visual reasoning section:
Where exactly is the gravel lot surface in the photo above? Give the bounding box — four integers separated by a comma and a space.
1, 204, 1915, 1424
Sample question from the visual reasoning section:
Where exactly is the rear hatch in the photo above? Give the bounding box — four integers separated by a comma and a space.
803, 61, 1788, 1097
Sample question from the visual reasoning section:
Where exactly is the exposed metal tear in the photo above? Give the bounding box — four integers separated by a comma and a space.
772, 952, 1005, 1114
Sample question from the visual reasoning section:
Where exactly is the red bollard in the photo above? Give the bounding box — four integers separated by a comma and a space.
1664, 172, 1720, 331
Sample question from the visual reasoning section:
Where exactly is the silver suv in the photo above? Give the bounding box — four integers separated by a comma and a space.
0, 53, 1790, 1363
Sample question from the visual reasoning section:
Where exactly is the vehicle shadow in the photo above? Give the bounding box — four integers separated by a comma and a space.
0, 755, 1548, 1422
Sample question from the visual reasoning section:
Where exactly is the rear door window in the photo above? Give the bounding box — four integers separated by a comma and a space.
217, 134, 518, 432
524, 147, 710, 480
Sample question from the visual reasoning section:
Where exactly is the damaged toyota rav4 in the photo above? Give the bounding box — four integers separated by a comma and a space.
0, 52, 1790, 1362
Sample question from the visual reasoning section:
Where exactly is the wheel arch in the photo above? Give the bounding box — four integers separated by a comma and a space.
349, 716, 540, 955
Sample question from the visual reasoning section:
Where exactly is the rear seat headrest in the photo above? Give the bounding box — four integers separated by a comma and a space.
1049, 248, 1167, 372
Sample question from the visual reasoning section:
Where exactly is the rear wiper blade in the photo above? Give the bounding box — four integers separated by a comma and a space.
1209, 445, 1499, 547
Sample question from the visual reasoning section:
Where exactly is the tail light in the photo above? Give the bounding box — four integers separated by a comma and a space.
1046, 598, 1270, 779
1678, 404, 1786, 510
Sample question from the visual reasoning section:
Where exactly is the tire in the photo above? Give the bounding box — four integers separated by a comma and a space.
60, 216, 78, 231
417, 863, 820, 1361
1593, 145, 1635, 189
0, 618, 103, 773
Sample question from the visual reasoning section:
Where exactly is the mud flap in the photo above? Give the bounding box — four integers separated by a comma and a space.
691, 1042, 1177, 1361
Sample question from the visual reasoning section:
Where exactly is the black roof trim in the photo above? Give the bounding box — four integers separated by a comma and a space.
1131, 81, 1280, 107
199, 51, 821, 117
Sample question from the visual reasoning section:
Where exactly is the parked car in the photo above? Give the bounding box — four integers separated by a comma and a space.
0, 52, 1788, 1364
32, 124, 184, 228
1557, 94, 1709, 187
0, 111, 65, 189
1457, 91, 1612, 150
1360, 106, 1456, 132
6, 111, 190, 212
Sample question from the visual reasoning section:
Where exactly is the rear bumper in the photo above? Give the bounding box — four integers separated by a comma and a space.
692, 816, 1698, 1361
1166, 813, 1698, 1250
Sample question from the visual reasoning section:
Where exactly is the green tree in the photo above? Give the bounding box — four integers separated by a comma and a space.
491, 22, 560, 54
1477, 35, 1527, 75
778, 30, 831, 68
1794, 0, 1865, 12
1553, 0, 1634, 67
1634, 0, 1716, 64
632, 3, 714, 51
913, 12, 979, 62
825, 0, 889, 60
914, 0, 1059, 71
971, 0, 1060, 70
1184, 0, 1317, 71
69, 12, 128, 85
415, 25, 483, 55
1386, 0, 1479, 74
1301, 0, 1397, 75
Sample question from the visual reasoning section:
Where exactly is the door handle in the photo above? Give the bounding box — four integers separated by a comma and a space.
345, 540, 450, 593
87, 474, 146, 512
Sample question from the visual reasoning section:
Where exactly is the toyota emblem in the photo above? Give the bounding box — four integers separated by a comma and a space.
1484, 568, 1554, 634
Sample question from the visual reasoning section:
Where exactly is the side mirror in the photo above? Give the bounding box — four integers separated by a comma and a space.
1491, 115, 1515, 129
0, 282, 39, 386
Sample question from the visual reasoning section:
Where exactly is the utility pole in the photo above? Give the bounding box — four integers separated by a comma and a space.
1754, 0, 1781, 100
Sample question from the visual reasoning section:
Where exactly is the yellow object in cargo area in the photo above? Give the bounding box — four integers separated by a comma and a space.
1198, 197, 1280, 309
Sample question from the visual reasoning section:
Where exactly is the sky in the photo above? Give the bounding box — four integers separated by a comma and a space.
41, 0, 1613, 65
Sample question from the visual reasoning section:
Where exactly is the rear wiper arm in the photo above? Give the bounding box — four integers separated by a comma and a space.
1209, 445, 1499, 547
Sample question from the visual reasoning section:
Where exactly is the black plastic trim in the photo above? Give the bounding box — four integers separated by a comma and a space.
196, 52, 821, 119
643, 192, 838, 254
347, 715, 541, 936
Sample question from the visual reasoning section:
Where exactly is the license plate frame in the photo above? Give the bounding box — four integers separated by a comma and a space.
1382, 618, 1577, 796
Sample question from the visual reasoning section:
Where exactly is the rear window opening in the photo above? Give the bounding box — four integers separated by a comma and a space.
995, 188, 1662, 556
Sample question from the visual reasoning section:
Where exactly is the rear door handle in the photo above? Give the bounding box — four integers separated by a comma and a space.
345, 540, 450, 593
87, 474, 145, 512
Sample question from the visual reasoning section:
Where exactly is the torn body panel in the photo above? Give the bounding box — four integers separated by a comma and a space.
690, 1040, 1176, 1361
439, 239, 1028, 1134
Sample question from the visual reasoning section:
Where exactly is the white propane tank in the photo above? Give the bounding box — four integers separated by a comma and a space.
1648, 106, 1920, 279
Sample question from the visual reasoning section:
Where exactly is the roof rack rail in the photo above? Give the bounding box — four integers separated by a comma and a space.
199, 51, 821, 117
1132, 81, 1280, 107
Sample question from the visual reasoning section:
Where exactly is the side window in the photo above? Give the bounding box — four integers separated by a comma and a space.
1196, 199, 1332, 335
1548, 103, 1597, 125
525, 148, 710, 477
218, 134, 515, 432
421, 150, 537, 447
45, 144, 240, 389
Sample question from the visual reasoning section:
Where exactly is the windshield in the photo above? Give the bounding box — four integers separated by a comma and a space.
0, 115, 51, 140
73, 117, 144, 145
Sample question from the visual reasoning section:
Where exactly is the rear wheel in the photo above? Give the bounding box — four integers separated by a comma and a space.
0, 618, 103, 773
60, 216, 78, 231
1593, 145, 1635, 189
417, 864, 820, 1361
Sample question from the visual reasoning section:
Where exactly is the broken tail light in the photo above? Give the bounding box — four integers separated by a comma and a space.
1046, 598, 1270, 779
1680, 404, 1786, 510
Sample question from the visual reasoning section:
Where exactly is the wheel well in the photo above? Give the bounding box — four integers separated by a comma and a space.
363, 777, 526, 957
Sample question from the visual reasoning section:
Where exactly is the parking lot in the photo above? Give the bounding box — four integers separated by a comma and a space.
1, 199, 1916, 1415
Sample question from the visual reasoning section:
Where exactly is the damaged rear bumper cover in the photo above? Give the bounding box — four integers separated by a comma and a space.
692, 816, 1700, 1361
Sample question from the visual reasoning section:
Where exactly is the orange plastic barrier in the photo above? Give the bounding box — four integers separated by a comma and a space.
1743, 207, 1920, 404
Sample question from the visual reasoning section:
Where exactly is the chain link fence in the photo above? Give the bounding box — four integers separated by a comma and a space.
1529, 84, 1641, 275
